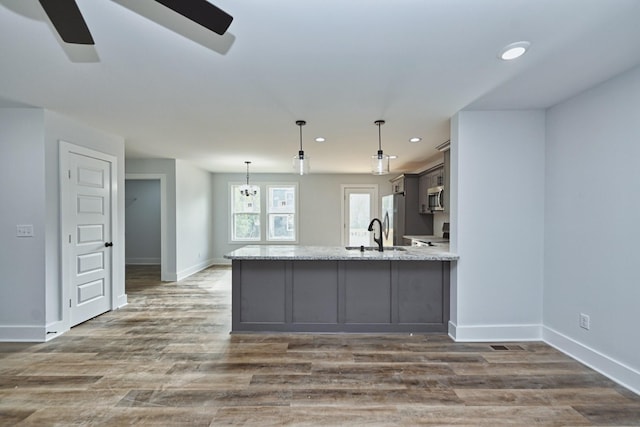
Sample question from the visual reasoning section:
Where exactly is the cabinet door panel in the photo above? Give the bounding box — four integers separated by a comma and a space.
239, 261, 286, 323
292, 261, 338, 323
398, 262, 443, 324
344, 261, 391, 323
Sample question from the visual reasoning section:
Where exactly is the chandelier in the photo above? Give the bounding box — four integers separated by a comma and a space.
239, 161, 257, 196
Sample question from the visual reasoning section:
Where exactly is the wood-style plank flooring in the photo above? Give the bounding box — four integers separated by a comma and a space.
1, 265, 639, 426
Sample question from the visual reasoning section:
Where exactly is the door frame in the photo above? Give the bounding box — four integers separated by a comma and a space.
60, 141, 119, 330
340, 184, 379, 246
125, 174, 168, 281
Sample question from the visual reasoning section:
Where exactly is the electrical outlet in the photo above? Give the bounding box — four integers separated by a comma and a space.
16, 224, 34, 237
579, 313, 590, 330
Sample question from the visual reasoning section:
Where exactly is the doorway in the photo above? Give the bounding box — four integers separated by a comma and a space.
125, 180, 161, 264
125, 174, 168, 281
124, 173, 171, 281
341, 184, 379, 246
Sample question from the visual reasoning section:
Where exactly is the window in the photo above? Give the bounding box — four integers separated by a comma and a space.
230, 183, 298, 243
231, 186, 261, 241
267, 186, 296, 241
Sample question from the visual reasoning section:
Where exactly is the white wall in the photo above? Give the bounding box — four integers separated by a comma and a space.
124, 158, 216, 281
0, 108, 126, 341
450, 110, 546, 341
125, 180, 161, 264
0, 109, 46, 338
543, 65, 640, 393
211, 173, 394, 262
175, 159, 215, 279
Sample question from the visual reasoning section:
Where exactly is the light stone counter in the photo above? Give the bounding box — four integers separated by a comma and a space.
404, 235, 449, 243
224, 244, 458, 261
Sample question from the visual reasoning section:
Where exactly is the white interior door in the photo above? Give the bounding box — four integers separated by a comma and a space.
63, 147, 113, 326
342, 185, 378, 246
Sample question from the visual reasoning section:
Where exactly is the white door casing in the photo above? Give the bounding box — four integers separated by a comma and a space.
60, 142, 117, 327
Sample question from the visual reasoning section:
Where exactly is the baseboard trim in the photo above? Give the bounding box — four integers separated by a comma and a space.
543, 326, 640, 395
44, 320, 68, 342
0, 325, 46, 342
164, 272, 178, 282
115, 294, 128, 309
212, 258, 231, 266
176, 259, 215, 281
449, 321, 542, 342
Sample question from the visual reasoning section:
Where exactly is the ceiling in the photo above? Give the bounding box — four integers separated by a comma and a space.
2, 0, 640, 174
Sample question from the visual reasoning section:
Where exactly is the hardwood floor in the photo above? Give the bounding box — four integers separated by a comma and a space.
1, 265, 638, 426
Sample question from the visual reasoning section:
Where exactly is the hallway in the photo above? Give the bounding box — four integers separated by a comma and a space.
1, 266, 638, 425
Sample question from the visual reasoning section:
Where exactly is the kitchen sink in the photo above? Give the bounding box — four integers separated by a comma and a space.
345, 246, 407, 252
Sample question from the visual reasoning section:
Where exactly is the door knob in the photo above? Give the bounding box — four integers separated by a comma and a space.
104, 242, 113, 247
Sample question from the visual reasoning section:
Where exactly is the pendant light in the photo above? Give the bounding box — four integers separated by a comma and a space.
371, 119, 390, 175
239, 161, 257, 196
293, 120, 310, 175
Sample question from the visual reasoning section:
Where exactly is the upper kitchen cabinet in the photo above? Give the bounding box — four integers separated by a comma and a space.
430, 167, 445, 188
418, 173, 430, 214
391, 175, 404, 194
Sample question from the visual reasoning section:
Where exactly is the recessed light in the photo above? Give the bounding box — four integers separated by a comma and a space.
409, 137, 422, 143
314, 137, 326, 143
389, 155, 398, 159
499, 41, 530, 60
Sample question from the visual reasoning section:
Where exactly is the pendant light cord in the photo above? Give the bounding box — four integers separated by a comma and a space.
375, 119, 385, 158
299, 124, 303, 151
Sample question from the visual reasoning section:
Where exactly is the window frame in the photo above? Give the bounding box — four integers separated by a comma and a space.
229, 182, 299, 244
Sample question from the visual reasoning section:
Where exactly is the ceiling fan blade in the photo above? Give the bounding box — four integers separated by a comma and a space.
154, 0, 233, 36
39, 0, 94, 44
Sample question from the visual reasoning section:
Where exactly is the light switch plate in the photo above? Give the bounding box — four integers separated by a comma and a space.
16, 224, 34, 237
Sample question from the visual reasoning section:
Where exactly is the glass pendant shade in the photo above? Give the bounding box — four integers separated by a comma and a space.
293, 151, 310, 175
371, 150, 390, 175
293, 120, 310, 175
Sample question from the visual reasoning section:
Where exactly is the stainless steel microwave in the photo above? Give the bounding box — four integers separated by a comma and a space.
427, 186, 444, 211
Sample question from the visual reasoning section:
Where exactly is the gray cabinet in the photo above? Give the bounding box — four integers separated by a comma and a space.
418, 173, 430, 214
232, 259, 450, 333
429, 166, 444, 187
390, 176, 405, 194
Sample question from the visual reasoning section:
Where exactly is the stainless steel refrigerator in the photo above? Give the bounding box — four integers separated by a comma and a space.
381, 194, 395, 246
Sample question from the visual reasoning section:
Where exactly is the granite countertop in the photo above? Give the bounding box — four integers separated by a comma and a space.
224, 245, 458, 261
404, 235, 450, 243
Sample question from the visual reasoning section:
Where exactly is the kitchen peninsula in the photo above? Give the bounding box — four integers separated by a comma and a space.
224, 245, 458, 333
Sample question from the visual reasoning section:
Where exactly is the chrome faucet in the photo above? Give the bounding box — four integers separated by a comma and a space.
367, 218, 384, 252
